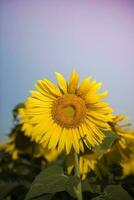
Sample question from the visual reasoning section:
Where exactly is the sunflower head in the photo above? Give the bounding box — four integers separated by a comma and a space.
19, 70, 113, 154
109, 115, 134, 139
98, 115, 134, 170
5, 125, 42, 160
106, 115, 134, 161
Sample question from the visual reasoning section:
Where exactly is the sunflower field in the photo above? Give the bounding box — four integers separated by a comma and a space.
0, 71, 134, 200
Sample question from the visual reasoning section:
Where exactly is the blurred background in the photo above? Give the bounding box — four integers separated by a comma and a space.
0, 0, 134, 139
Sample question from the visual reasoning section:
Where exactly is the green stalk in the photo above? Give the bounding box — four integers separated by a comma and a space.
74, 152, 83, 200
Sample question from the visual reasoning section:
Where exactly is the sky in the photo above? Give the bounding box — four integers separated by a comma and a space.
0, 0, 134, 139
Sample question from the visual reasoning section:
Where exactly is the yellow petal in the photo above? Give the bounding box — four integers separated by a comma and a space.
40, 129, 52, 146
81, 123, 97, 146
37, 79, 62, 97
89, 82, 102, 93
119, 131, 134, 139
83, 160, 88, 174
85, 94, 99, 104
86, 120, 105, 141
55, 72, 67, 93
48, 124, 62, 149
78, 125, 90, 148
68, 70, 79, 94
44, 148, 59, 162
87, 116, 110, 129
76, 128, 84, 152
29, 90, 54, 101
77, 77, 91, 96
65, 129, 73, 154
58, 128, 66, 153
79, 157, 83, 174
98, 91, 108, 99
71, 128, 80, 153
32, 118, 52, 136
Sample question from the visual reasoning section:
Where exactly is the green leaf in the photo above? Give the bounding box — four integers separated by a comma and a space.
0, 181, 17, 200
12, 103, 24, 121
29, 194, 55, 200
39, 165, 63, 176
82, 180, 101, 194
94, 131, 118, 153
65, 176, 80, 197
25, 166, 79, 200
105, 185, 133, 200
91, 185, 133, 200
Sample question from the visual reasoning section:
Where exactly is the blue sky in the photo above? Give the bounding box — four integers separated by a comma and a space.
0, 0, 134, 139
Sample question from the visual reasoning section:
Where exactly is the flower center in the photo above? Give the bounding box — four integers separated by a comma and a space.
52, 94, 87, 128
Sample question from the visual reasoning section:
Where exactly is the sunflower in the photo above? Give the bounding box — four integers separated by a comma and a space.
108, 116, 134, 161
5, 131, 20, 160
109, 116, 134, 140
5, 125, 59, 162
19, 70, 113, 154
5, 130, 37, 160
97, 116, 134, 168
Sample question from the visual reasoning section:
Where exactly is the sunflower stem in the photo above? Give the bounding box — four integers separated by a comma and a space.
74, 152, 83, 200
